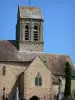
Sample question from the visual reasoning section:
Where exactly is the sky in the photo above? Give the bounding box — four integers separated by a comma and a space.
0, 0, 75, 65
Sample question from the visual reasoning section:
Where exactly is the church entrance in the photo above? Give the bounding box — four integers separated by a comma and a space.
30, 96, 39, 100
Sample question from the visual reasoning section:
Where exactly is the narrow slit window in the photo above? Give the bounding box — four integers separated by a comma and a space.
3, 66, 6, 75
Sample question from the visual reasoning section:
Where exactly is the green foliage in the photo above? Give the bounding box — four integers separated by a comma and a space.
64, 61, 72, 97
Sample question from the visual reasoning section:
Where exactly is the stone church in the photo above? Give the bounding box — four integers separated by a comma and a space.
0, 5, 75, 100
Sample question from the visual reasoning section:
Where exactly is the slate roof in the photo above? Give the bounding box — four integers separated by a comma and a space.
18, 6, 43, 19
46, 54, 74, 76
0, 40, 75, 77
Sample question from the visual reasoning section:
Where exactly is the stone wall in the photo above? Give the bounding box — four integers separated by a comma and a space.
61, 78, 75, 93
0, 59, 75, 100
52, 76, 75, 99
18, 19, 44, 52
24, 57, 53, 100
19, 41, 44, 52
0, 62, 27, 100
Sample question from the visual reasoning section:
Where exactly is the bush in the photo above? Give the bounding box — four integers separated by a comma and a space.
64, 61, 72, 97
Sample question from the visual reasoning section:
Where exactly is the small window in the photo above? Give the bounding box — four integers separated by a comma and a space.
25, 24, 30, 40
35, 73, 42, 86
34, 25, 39, 41
3, 66, 6, 75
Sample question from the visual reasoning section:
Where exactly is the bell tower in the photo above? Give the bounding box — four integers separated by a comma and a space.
16, 6, 44, 52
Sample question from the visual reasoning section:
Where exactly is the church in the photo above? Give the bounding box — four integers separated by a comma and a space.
0, 5, 75, 100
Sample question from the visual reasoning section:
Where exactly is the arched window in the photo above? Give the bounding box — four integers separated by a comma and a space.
34, 25, 39, 41
25, 24, 30, 40
3, 66, 6, 75
35, 73, 42, 86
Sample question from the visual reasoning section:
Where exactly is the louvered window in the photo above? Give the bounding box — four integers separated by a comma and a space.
34, 25, 39, 41
25, 24, 30, 40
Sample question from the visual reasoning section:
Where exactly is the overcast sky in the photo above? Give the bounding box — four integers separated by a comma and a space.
0, 0, 75, 65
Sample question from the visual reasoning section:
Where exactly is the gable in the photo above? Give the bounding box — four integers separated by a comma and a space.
24, 56, 52, 89
25, 56, 50, 73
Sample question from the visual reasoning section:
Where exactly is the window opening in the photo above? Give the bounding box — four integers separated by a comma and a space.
3, 66, 6, 75
34, 25, 39, 41
35, 73, 42, 86
25, 24, 30, 40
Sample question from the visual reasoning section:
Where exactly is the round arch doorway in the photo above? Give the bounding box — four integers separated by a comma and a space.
30, 96, 39, 100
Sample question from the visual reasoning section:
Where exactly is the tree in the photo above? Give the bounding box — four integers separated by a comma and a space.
64, 61, 72, 97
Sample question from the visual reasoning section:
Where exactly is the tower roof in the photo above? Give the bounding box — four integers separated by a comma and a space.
18, 6, 43, 19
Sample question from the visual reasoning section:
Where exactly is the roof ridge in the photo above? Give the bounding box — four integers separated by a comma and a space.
45, 53, 70, 57
19, 5, 40, 9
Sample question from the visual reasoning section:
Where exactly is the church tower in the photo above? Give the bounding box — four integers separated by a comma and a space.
16, 6, 44, 52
